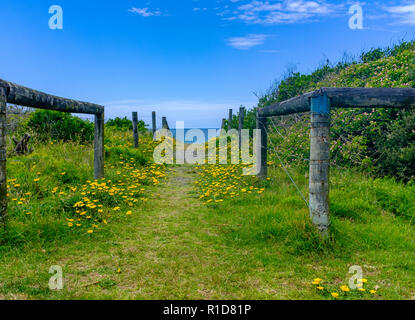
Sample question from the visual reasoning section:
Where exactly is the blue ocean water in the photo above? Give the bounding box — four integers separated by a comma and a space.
169, 129, 220, 143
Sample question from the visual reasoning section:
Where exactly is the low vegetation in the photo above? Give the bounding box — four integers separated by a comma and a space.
234, 40, 415, 181
0, 41, 414, 300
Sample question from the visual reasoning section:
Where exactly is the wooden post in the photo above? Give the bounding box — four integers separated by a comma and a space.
221, 118, 226, 130
238, 107, 245, 150
94, 112, 105, 180
0, 88, 7, 228
228, 109, 233, 129
256, 110, 268, 179
152, 111, 156, 141
309, 94, 331, 236
162, 117, 170, 130
132, 112, 139, 148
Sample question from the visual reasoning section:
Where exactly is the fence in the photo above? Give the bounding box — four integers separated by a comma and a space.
0, 79, 105, 227
256, 87, 415, 236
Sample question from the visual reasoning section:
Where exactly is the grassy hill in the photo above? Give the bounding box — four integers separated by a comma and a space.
239, 40, 415, 181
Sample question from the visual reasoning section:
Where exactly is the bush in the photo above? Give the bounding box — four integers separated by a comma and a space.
106, 117, 148, 133
26, 110, 94, 144
106, 117, 133, 130
376, 109, 415, 181
255, 40, 415, 181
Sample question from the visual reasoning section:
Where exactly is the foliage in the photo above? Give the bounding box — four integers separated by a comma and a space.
25, 110, 94, 144
106, 117, 148, 133
192, 162, 415, 299
251, 40, 415, 180
1, 132, 166, 248
6, 105, 33, 135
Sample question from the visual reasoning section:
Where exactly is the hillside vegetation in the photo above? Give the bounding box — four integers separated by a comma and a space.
237, 41, 415, 181
0, 42, 414, 300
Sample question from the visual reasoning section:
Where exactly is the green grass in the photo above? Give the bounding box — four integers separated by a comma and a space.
194, 164, 415, 299
0, 138, 414, 299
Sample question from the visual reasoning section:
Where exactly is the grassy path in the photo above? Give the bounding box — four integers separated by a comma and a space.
1, 165, 414, 300
1, 165, 286, 299
53, 165, 304, 299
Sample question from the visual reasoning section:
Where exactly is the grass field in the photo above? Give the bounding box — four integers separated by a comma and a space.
0, 130, 414, 300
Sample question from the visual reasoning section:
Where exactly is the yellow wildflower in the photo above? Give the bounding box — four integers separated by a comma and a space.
340, 285, 350, 292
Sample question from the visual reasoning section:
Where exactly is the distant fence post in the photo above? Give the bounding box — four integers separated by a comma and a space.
256, 110, 268, 179
132, 112, 139, 148
0, 88, 7, 227
228, 109, 233, 129
94, 112, 105, 180
152, 111, 157, 140
162, 117, 170, 130
309, 94, 331, 236
238, 107, 245, 150
221, 118, 226, 130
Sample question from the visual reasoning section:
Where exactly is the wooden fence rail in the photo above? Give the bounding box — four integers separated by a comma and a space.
0, 79, 105, 227
256, 87, 415, 236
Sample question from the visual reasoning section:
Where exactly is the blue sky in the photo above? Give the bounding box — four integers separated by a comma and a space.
0, 0, 414, 127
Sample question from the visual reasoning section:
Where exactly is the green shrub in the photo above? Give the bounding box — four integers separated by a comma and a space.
106, 117, 133, 130
253, 40, 415, 181
25, 110, 94, 144
106, 117, 148, 133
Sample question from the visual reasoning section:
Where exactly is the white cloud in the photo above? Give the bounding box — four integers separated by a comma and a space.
221, 0, 341, 25
227, 34, 268, 49
129, 7, 163, 17
385, 3, 415, 25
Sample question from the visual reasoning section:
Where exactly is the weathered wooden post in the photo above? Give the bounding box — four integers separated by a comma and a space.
256, 110, 268, 179
0, 87, 7, 227
228, 109, 233, 129
221, 118, 226, 130
162, 117, 170, 130
152, 111, 157, 141
94, 112, 105, 180
309, 94, 331, 236
238, 107, 245, 150
132, 112, 139, 148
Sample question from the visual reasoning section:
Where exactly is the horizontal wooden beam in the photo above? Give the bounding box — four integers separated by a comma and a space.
321, 87, 415, 109
258, 91, 314, 117
0, 79, 104, 115
258, 87, 415, 117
